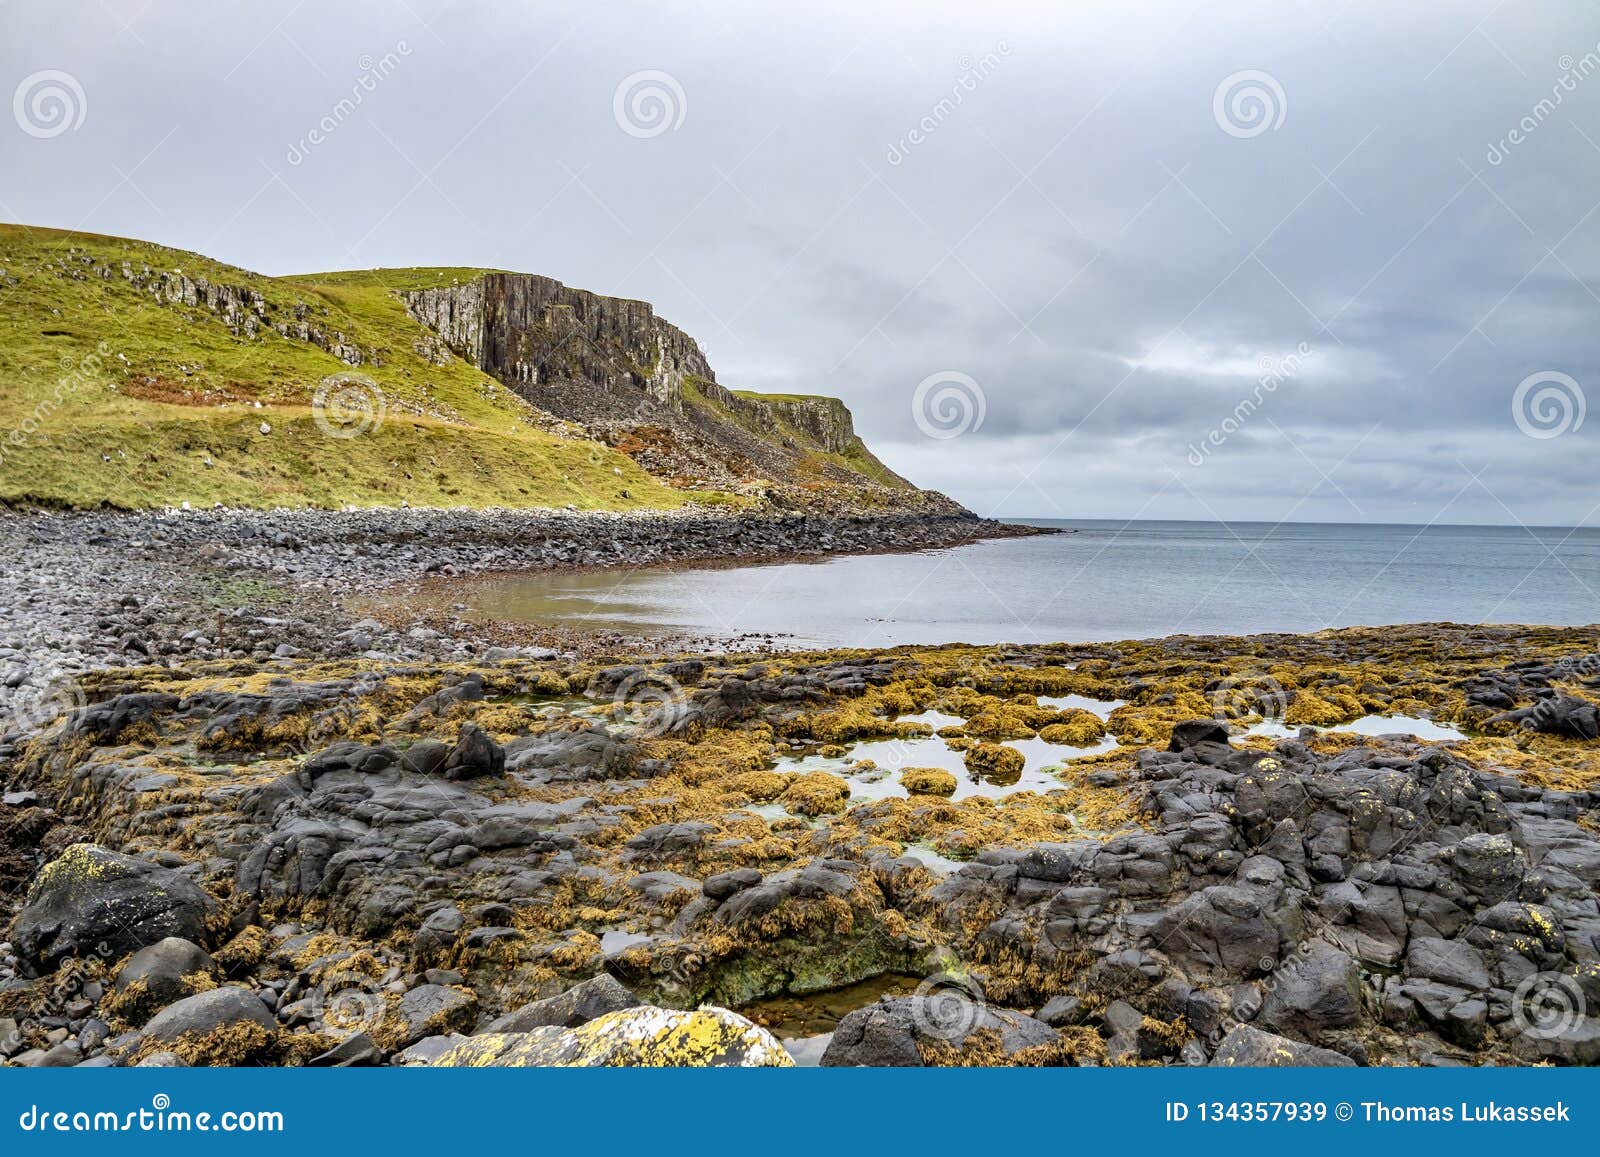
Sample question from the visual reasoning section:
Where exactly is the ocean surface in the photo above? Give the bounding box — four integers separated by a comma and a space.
438, 520, 1600, 647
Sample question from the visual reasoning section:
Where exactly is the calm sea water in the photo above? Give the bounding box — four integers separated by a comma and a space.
440, 520, 1600, 647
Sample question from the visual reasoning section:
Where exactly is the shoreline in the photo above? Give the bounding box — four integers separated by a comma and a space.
0, 506, 1045, 723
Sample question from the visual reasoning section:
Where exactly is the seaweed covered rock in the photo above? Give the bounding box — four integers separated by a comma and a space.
1039, 710, 1106, 746
779, 771, 850, 816
111, 937, 220, 1025
11, 844, 216, 973
901, 767, 958, 797
963, 743, 1024, 784
432, 1005, 793, 1067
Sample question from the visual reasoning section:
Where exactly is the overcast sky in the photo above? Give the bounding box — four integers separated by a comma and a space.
3, 0, 1598, 524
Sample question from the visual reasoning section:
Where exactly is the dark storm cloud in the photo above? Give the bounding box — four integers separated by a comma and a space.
2, 0, 1596, 522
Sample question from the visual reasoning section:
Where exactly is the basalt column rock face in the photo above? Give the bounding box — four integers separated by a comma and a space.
402, 273, 949, 509
403, 273, 712, 415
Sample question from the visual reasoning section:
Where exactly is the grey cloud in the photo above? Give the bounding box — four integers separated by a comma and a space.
1, 0, 1596, 523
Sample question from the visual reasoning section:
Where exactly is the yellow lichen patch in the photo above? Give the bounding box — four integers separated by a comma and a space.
779, 771, 851, 816
432, 1006, 795, 1067
900, 767, 958, 797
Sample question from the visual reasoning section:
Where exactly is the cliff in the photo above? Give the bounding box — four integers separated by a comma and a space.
400, 273, 937, 508
0, 223, 955, 514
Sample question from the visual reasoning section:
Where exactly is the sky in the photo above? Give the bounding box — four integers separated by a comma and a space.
2, 0, 1598, 525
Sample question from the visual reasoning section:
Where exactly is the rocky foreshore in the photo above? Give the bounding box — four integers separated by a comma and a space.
0, 506, 1038, 734
1, 623, 1598, 1067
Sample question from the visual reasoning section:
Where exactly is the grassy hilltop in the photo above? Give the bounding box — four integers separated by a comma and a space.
0, 224, 919, 512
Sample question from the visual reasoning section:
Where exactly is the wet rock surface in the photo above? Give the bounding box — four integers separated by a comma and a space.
2, 622, 1598, 1067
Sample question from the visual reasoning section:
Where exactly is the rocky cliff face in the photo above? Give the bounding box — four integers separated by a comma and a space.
404, 274, 711, 413
403, 273, 939, 508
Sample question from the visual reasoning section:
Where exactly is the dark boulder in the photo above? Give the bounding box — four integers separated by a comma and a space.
487, 975, 640, 1031
142, 986, 277, 1043
11, 844, 216, 973
1167, 720, 1231, 752
1210, 1025, 1355, 1066
821, 994, 1061, 1066
443, 723, 504, 780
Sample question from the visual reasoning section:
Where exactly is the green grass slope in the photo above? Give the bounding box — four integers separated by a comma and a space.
0, 224, 701, 511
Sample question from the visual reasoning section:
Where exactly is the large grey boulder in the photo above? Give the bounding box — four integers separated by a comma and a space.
142, 987, 277, 1043
487, 975, 640, 1032
821, 993, 1060, 1066
432, 1006, 792, 1067
1210, 1025, 1356, 1067
11, 845, 216, 973
1258, 944, 1367, 1043
113, 937, 219, 1024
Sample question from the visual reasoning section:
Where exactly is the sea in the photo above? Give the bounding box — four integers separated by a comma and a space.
433, 519, 1600, 648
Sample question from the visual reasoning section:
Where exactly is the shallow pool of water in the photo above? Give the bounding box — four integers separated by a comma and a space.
1244, 713, 1467, 741
741, 975, 923, 1066
771, 725, 1116, 803
598, 928, 652, 954
1038, 693, 1126, 719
